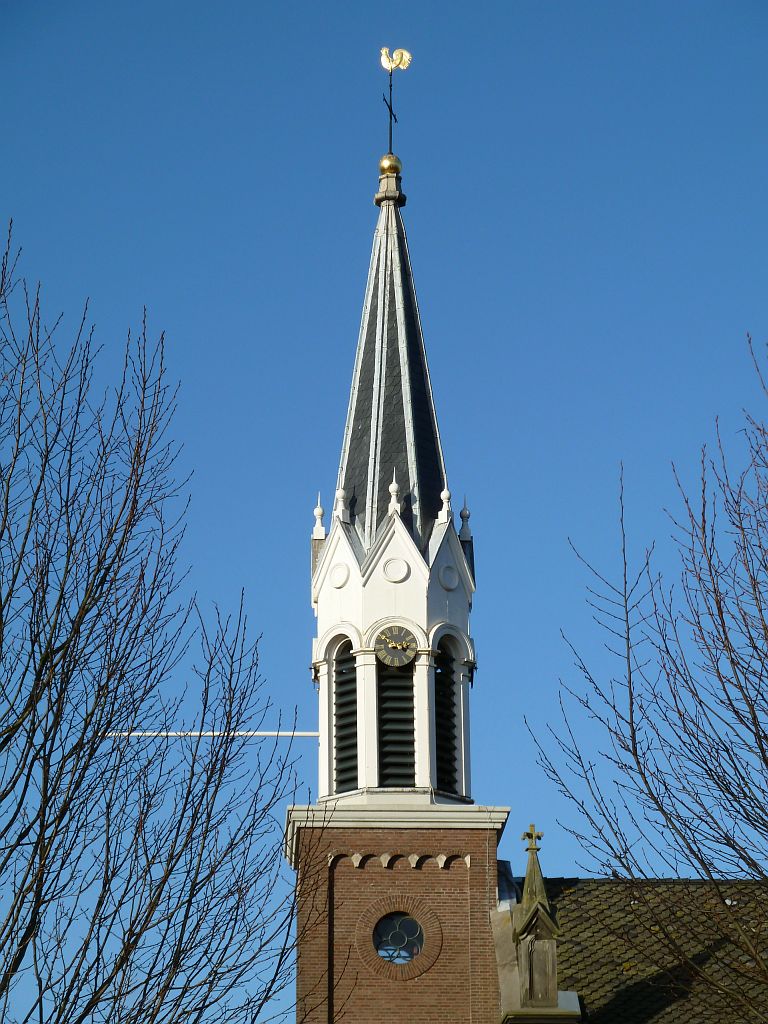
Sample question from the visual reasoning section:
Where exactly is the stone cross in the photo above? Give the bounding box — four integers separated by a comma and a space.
522, 824, 543, 852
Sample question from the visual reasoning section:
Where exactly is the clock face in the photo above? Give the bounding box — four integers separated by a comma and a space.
375, 625, 418, 667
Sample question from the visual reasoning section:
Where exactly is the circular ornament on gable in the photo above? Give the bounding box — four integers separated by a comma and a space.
383, 557, 410, 583
356, 895, 442, 981
438, 564, 459, 591
330, 563, 350, 589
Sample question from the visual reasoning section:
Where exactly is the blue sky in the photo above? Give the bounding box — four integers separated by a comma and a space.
2, 0, 767, 877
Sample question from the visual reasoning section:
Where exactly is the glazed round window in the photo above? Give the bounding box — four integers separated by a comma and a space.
373, 912, 424, 963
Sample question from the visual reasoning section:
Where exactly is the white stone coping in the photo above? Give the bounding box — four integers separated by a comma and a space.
284, 801, 510, 869
501, 991, 582, 1021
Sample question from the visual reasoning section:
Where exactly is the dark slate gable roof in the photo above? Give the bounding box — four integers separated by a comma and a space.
337, 168, 446, 552
548, 877, 768, 1023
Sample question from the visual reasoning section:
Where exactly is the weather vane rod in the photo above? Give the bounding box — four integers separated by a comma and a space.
380, 47, 412, 153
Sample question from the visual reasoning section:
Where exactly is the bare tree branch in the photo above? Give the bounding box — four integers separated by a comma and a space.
0, 229, 305, 1024
536, 348, 768, 1020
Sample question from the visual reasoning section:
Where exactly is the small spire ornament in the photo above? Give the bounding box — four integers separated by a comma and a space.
312, 492, 326, 540
520, 823, 551, 914
438, 486, 452, 523
522, 823, 544, 852
380, 46, 412, 155
459, 498, 473, 540
388, 470, 401, 515
333, 487, 350, 524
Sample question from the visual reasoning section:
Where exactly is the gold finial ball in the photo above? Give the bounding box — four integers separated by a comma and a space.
379, 153, 402, 175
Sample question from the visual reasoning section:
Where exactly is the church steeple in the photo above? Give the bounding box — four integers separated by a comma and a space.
287, 63, 519, 1024
308, 150, 476, 803
336, 154, 447, 552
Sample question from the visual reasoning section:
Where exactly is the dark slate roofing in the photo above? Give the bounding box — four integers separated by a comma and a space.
548, 877, 768, 1023
336, 165, 446, 552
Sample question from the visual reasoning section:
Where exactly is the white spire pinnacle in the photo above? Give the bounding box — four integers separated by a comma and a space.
333, 487, 351, 524
312, 492, 326, 540
459, 497, 472, 540
437, 486, 452, 524
388, 470, 401, 515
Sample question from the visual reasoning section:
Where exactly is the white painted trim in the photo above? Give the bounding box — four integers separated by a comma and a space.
311, 520, 362, 605
359, 510, 429, 585
355, 650, 379, 789
413, 651, 433, 788
429, 622, 475, 665
363, 615, 429, 651
391, 208, 422, 536
315, 622, 364, 662
427, 654, 438, 787
458, 667, 472, 799
317, 659, 332, 797
284, 802, 510, 869
336, 205, 384, 499
428, 521, 476, 597
365, 223, 388, 545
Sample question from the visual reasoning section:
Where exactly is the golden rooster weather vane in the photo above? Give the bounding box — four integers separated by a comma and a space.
380, 47, 412, 154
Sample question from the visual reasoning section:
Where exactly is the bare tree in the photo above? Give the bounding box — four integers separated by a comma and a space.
0, 229, 301, 1024
538, 341, 768, 1021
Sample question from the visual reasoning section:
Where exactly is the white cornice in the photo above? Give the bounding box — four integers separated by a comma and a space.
284, 801, 510, 869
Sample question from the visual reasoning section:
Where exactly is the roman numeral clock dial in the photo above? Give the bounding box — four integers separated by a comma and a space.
374, 625, 418, 667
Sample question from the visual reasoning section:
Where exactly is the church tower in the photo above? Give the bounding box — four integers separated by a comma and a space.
311, 147, 481, 807
285, 142, 511, 1023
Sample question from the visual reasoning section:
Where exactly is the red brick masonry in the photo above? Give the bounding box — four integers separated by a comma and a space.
295, 826, 502, 1024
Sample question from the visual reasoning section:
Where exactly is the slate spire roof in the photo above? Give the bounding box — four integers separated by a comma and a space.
336, 155, 447, 552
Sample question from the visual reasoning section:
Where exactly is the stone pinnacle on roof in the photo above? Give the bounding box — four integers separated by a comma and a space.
336, 154, 447, 552
521, 823, 551, 913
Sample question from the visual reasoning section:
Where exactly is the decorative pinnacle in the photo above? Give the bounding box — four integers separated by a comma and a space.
459, 498, 472, 540
380, 46, 412, 156
522, 823, 543, 853
437, 486, 452, 524
380, 48, 412, 72
520, 823, 550, 913
333, 487, 350, 524
312, 493, 326, 540
388, 470, 401, 515
379, 152, 402, 175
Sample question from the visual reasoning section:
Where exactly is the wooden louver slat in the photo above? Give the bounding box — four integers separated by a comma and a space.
377, 663, 415, 787
435, 643, 458, 794
334, 641, 358, 793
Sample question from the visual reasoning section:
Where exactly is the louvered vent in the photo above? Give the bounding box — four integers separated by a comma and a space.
377, 663, 415, 787
334, 641, 358, 793
435, 643, 458, 794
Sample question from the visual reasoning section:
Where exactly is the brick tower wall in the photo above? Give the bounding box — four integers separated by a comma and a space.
295, 826, 502, 1024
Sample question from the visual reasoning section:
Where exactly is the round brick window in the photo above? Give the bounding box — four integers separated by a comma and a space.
356, 896, 442, 980
373, 912, 424, 963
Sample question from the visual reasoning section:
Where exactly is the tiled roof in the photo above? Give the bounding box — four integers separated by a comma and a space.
548, 877, 768, 1023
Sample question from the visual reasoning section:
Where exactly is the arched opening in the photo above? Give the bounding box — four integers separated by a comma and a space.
377, 662, 415, 787
434, 640, 458, 794
333, 640, 357, 793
